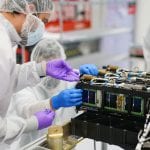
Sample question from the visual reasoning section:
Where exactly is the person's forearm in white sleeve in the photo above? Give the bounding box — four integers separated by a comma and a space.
21, 100, 51, 118
13, 87, 51, 118
0, 115, 38, 144
14, 61, 46, 92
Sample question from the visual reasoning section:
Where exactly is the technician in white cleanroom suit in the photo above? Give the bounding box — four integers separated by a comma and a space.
7, 38, 78, 149
0, 0, 81, 148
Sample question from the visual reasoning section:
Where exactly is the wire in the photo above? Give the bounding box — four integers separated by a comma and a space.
135, 110, 150, 150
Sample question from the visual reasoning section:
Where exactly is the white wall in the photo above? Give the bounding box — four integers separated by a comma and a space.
134, 0, 150, 45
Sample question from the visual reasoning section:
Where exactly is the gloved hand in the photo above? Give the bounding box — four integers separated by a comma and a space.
51, 88, 83, 110
34, 109, 55, 130
46, 59, 79, 82
79, 64, 98, 76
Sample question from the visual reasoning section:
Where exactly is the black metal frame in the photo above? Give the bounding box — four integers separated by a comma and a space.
71, 81, 150, 150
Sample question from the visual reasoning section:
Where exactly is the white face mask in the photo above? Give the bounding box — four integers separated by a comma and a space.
20, 14, 45, 46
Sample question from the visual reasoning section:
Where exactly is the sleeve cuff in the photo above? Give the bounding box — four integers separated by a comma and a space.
36, 61, 46, 77
25, 116, 38, 132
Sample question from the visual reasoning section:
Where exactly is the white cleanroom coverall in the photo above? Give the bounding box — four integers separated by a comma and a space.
0, 14, 45, 148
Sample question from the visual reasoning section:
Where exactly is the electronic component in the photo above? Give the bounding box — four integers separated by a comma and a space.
76, 66, 150, 117
105, 93, 127, 112
80, 74, 96, 81
82, 89, 102, 109
132, 96, 144, 116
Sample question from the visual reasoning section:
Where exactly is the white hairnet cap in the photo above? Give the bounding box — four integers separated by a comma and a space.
0, 0, 53, 14
31, 38, 65, 90
0, 0, 30, 13
31, 38, 66, 63
28, 0, 54, 14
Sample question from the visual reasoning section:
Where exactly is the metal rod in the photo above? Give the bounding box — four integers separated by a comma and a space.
94, 140, 96, 150
101, 142, 107, 150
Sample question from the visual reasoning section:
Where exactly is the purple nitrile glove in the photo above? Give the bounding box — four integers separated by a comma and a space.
46, 59, 79, 82
34, 109, 55, 130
